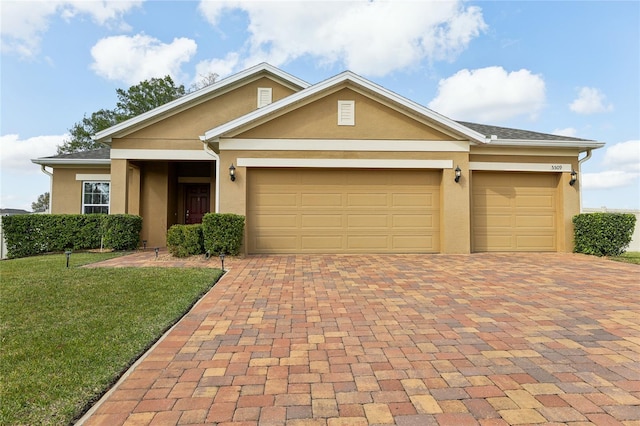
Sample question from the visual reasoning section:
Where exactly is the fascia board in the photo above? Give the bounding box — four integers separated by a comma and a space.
31, 158, 111, 166
487, 139, 606, 150
93, 63, 310, 143
203, 71, 488, 143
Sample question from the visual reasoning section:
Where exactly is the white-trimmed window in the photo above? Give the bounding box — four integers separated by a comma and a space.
257, 87, 273, 108
82, 181, 110, 214
338, 100, 355, 126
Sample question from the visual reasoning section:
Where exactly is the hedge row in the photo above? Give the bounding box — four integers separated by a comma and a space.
1, 214, 141, 258
573, 212, 636, 257
167, 213, 245, 257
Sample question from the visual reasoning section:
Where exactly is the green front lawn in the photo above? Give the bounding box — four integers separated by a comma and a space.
610, 251, 640, 264
0, 253, 223, 425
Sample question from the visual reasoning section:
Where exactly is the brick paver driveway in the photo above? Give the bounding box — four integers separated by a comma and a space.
80, 253, 639, 425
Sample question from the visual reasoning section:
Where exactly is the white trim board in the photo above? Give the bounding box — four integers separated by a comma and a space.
470, 162, 572, 172
220, 139, 469, 152
110, 149, 213, 160
237, 158, 453, 169
76, 174, 111, 181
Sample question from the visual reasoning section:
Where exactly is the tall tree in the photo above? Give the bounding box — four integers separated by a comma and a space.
31, 192, 50, 213
116, 76, 186, 118
57, 76, 186, 154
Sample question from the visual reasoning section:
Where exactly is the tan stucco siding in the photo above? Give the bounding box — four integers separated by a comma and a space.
111, 138, 204, 150
51, 167, 110, 214
236, 88, 455, 140
125, 77, 297, 140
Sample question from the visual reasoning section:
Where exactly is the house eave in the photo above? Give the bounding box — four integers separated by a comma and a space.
31, 158, 111, 166
486, 139, 605, 151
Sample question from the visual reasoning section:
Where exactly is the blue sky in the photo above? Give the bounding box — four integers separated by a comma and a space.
1, 0, 639, 211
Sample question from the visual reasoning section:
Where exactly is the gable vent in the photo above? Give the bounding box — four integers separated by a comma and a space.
338, 100, 355, 126
258, 87, 273, 108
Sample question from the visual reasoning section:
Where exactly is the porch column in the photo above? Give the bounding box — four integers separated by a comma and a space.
110, 159, 130, 214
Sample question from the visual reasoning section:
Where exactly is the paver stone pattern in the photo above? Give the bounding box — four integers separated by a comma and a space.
80, 253, 639, 425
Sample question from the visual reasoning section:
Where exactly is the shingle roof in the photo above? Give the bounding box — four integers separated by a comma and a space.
39, 147, 111, 160
458, 121, 593, 142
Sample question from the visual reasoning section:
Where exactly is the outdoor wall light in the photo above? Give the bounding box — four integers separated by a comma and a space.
65, 250, 72, 268
454, 166, 462, 183
229, 164, 236, 181
219, 252, 226, 271
569, 169, 577, 186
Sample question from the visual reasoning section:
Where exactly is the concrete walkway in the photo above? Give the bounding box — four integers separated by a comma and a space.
78, 253, 639, 425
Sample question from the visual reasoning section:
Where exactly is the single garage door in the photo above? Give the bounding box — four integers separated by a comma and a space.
247, 168, 441, 254
472, 171, 559, 252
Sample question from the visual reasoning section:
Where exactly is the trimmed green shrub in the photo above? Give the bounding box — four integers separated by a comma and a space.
1, 214, 142, 258
202, 213, 245, 256
573, 213, 636, 256
101, 214, 142, 250
167, 224, 204, 257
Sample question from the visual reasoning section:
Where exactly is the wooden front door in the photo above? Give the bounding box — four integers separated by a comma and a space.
185, 184, 209, 224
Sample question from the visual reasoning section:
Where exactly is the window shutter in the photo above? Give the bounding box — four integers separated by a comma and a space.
258, 88, 272, 108
338, 100, 355, 126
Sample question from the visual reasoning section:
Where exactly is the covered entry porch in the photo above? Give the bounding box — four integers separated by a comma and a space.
110, 157, 218, 248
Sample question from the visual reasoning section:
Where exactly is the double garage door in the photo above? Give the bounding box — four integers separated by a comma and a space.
247, 168, 441, 254
472, 172, 559, 252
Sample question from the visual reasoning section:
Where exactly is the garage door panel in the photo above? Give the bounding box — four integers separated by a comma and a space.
516, 194, 555, 208
301, 193, 342, 207
392, 193, 434, 207
515, 214, 555, 228
473, 172, 558, 252
347, 214, 388, 228
301, 214, 343, 228
475, 213, 513, 228
253, 214, 299, 229
478, 193, 512, 208
516, 235, 556, 250
301, 235, 344, 250
255, 235, 298, 251
347, 235, 390, 250
253, 193, 298, 207
392, 214, 434, 228
393, 234, 436, 251
248, 168, 440, 253
474, 234, 513, 251
347, 193, 388, 207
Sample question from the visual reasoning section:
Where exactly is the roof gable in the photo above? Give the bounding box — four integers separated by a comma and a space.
202, 71, 488, 144
93, 63, 310, 143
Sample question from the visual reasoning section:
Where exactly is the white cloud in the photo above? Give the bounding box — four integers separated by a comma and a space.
582, 140, 640, 190
0, 1, 142, 58
193, 53, 240, 84
427, 66, 546, 122
603, 140, 640, 172
552, 128, 578, 138
198, 1, 487, 76
0, 134, 64, 174
582, 170, 638, 190
90, 34, 197, 85
569, 87, 613, 114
